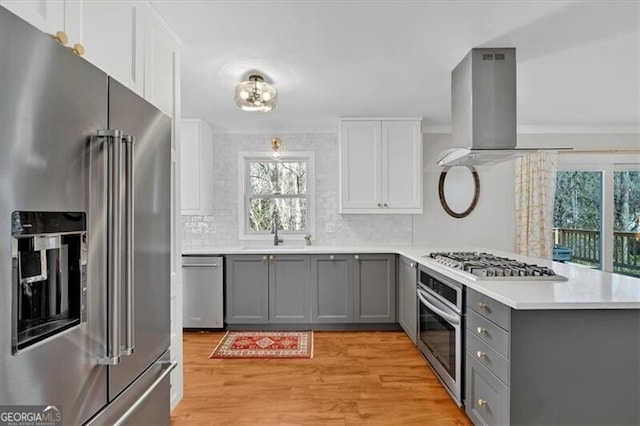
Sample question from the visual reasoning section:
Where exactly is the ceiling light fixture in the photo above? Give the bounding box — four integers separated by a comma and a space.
234, 74, 278, 113
271, 137, 282, 159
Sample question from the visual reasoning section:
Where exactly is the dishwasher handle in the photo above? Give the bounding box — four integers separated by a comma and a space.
182, 262, 220, 267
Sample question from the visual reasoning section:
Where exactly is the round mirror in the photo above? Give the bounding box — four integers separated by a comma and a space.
438, 166, 480, 218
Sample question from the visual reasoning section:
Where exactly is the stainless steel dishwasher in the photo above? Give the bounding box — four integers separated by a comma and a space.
182, 255, 224, 329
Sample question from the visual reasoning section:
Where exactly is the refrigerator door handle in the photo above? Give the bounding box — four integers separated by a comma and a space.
95, 129, 123, 366
112, 361, 177, 426
121, 135, 135, 356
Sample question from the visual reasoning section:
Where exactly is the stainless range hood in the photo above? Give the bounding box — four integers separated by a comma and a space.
438, 48, 537, 167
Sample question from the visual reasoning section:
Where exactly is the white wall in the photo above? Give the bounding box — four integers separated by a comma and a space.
412, 134, 517, 251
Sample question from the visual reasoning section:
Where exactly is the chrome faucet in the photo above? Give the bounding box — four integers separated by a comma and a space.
271, 208, 283, 246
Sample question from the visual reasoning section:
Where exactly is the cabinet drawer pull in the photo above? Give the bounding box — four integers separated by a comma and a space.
477, 302, 487, 310
477, 399, 487, 407
476, 351, 486, 358
269, 255, 274, 260
262, 255, 267, 261
476, 327, 486, 334
329, 255, 335, 260
354, 255, 360, 260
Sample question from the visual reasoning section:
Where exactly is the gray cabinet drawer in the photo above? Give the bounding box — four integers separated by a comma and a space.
467, 288, 510, 331
467, 310, 510, 359
466, 331, 509, 386
466, 354, 510, 426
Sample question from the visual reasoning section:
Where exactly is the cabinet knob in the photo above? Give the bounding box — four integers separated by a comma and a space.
72, 43, 85, 56
383, 203, 388, 207
329, 255, 335, 260
476, 351, 486, 358
53, 30, 68, 45
262, 255, 268, 261
377, 203, 381, 207
477, 399, 487, 407
354, 254, 360, 260
410, 262, 415, 268
476, 327, 486, 334
477, 302, 487, 310
269, 255, 274, 260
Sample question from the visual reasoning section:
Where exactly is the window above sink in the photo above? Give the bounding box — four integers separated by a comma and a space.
238, 151, 315, 241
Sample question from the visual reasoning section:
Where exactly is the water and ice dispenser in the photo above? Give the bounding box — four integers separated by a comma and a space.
11, 211, 87, 352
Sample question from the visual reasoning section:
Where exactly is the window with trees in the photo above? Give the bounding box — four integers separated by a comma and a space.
553, 157, 640, 277
239, 153, 314, 239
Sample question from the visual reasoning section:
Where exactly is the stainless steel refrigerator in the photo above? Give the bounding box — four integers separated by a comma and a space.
0, 6, 174, 425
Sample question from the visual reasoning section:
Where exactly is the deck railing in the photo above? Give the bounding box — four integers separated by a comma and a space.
613, 232, 640, 276
553, 228, 640, 277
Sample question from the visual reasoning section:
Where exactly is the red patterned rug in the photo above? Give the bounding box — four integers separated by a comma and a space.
209, 331, 313, 359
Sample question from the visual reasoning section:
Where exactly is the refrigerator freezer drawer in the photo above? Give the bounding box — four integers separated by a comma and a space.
182, 255, 224, 328
85, 351, 176, 426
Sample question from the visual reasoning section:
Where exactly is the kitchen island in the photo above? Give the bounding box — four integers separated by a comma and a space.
184, 245, 640, 425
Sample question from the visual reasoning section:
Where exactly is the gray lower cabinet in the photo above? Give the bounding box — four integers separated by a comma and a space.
225, 255, 269, 324
465, 290, 511, 426
226, 254, 310, 324
397, 255, 417, 344
269, 255, 311, 323
310, 254, 353, 322
310, 253, 396, 324
465, 287, 640, 425
353, 254, 396, 323
227, 253, 397, 326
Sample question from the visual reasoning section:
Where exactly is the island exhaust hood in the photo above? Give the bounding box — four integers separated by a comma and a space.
437, 48, 538, 167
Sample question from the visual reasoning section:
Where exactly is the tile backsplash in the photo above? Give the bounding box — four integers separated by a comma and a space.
181, 132, 413, 249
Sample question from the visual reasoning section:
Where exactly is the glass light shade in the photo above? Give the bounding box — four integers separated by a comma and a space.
234, 74, 278, 113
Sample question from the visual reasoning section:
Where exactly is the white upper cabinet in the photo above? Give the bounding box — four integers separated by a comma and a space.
340, 119, 422, 214
141, 8, 179, 117
78, 1, 144, 95
340, 121, 382, 210
1, 1, 179, 117
0, 0, 64, 36
180, 119, 214, 215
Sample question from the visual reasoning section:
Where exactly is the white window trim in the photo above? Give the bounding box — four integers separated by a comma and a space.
237, 151, 315, 241
557, 152, 640, 273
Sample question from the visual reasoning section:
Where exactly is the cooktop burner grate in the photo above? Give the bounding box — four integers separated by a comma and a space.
425, 252, 567, 281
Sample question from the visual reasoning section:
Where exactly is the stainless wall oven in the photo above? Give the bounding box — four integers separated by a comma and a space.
416, 264, 464, 406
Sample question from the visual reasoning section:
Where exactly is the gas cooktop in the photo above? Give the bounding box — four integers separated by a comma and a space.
425, 251, 567, 281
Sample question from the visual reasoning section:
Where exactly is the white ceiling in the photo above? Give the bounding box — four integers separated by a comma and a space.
151, 1, 639, 133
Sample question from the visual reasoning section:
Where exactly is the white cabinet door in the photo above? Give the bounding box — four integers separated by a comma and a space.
340, 119, 422, 214
142, 6, 179, 117
382, 120, 422, 211
180, 119, 214, 215
0, 0, 64, 35
340, 120, 382, 212
79, 1, 143, 95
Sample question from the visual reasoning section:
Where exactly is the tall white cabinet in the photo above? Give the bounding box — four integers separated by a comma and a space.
340, 118, 423, 214
2, 0, 185, 410
180, 119, 214, 215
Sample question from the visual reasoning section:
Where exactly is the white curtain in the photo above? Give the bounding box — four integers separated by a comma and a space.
515, 151, 558, 259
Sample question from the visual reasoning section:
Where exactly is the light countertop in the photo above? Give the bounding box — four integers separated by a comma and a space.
182, 244, 640, 310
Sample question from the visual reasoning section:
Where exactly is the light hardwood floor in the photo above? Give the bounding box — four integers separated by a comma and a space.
171, 331, 472, 425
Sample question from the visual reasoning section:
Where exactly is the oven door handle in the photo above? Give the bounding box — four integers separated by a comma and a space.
417, 289, 460, 325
